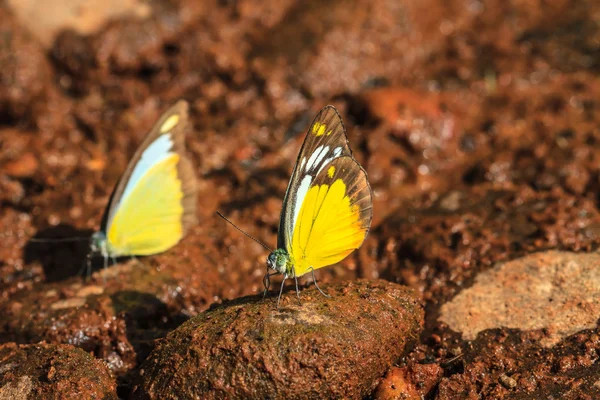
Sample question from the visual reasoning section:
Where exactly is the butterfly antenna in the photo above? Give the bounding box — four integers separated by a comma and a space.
30, 237, 90, 243
216, 211, 272, 252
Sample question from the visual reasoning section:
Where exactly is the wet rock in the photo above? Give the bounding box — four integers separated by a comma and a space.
0, 279, 137, 375
0, 342, 117, 399
132, 279, 423, 400
0, 246, 222, 377
440, 251, 600, 347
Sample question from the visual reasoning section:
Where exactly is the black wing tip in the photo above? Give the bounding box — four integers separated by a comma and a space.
320, 104, 339, 113
317, 105, 342, 121
314, 105, 345, 134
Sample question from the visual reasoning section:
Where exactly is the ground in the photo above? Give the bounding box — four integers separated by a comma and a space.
0, 0, 600, 398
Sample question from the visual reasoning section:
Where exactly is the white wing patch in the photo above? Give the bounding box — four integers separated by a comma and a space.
118, 134, 174, 210
292, 145, 347, 233
306, 145, 329, 171
292, 175, 312, 233
316, 147, 344, 175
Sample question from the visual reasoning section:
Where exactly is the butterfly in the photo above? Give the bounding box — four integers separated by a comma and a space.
264, 105, 373, 307
88, 100, 198, 270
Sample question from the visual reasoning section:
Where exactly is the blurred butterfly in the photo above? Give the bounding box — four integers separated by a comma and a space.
88, 100, 198, 270
264, 105, 373, 306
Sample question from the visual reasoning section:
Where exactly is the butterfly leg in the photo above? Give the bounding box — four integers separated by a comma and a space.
97, 255, 108, 284
263, 272, 278, 298
276, 274, 288, 309
130, 255, 147, 270
87, 254, 93, 279
309, 266, 331, 298
263, 274, 270, 298
79, 253, 93, 280
293, 273, 302, 305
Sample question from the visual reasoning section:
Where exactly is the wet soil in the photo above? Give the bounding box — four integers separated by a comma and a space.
1, 0, 600, 398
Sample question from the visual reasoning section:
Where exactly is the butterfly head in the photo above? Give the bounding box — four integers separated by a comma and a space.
89, 231, 108, 257
267, 248, 291, 275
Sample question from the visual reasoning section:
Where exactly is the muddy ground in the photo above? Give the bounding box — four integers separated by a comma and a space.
1, 0, 600, 398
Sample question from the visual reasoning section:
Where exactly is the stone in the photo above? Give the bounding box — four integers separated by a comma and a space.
132, 279, 423, 400
0, 343, 116, 399
440, 251, 600, 347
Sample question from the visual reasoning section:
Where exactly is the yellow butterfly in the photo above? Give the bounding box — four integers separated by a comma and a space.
265, 105, 373, 306
88, 100, 197, 269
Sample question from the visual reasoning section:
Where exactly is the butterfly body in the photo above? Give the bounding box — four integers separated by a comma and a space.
88, 101, 197, 264
265, 106, 373, 304
266, 248, 293, 276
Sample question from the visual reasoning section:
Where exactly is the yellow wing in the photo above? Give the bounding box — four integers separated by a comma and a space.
101, 101, 197, 257
107, 153, 191, 255
288, 156, 372, 277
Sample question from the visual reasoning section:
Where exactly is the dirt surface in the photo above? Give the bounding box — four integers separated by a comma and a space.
132, 279, 423, 399
0, 342, 117, 399
0, 0, 600, 398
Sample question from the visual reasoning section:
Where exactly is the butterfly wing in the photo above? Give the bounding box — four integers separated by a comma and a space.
277, 105, 352, 251
102, 100, 198, 256
288, 156, 372, 277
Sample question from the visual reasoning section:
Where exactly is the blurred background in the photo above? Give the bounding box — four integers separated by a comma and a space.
0, 0, 599, 398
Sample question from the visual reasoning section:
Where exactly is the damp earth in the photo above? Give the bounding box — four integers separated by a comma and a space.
1, 0, 600, 399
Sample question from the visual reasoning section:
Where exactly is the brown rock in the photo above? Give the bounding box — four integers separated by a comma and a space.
0, 175, 24, 204
0, 343, 116, 399
6, 0, 151, 48
0, 247, 220, 376
0, 8, 51, 120
374, 367, 420, 400
440, 251, 600, 347
3, 152, 39, 178
374, 363, 443, 400
132, 279, 423, 400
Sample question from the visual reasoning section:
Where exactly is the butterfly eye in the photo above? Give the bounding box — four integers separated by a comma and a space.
89, 232, 105, 253
267, 253, 276, 269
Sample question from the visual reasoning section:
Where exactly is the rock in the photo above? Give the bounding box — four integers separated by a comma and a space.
88, 1, 205, 73
374, 363, 443, 400
0, 343, 116, 399
440, 251, 600, 347
0, 175, 24, 205
0, 8, 51, 121
374, 367, 420, 400
6, 0, 151, 48
132, 279, 423, 400
0, 246, 220, 376
3, 152, 39, 178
